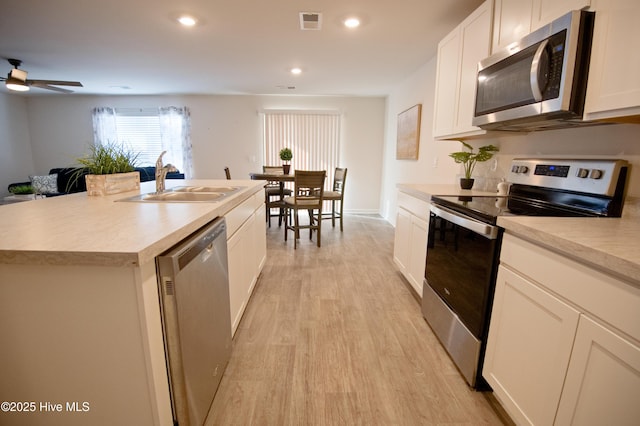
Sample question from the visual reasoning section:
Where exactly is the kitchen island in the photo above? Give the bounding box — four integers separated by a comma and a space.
0, 179, 264, 426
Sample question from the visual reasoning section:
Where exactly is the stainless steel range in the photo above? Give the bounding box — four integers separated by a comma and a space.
422, 158, 629, 389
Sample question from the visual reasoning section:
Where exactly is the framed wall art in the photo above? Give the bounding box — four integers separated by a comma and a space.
396, 104, 422, 160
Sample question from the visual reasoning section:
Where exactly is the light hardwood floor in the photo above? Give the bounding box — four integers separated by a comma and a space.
207, 214, 512, 425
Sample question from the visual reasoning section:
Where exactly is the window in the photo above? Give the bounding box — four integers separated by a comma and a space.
262, 110, 341, 186
92, 106, 193, 177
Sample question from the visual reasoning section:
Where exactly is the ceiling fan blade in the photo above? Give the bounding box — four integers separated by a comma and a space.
28, 82, 75, 94
27, 79, 83, 87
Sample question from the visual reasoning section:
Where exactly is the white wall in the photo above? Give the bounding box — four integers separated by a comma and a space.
0, 92, 35, 192
380, 58, 461, 223
21, 94, 385, 213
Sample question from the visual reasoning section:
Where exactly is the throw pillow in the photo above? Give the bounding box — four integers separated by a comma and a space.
30, 174, 60, 194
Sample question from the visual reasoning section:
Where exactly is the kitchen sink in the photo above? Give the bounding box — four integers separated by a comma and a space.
171, 186, 240, 193
119, 186, 245, 203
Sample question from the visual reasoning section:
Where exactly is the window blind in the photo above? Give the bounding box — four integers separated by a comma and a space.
263, 111, 341, 195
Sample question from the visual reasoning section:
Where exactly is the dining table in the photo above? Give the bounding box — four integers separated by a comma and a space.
249, 172, 295, 200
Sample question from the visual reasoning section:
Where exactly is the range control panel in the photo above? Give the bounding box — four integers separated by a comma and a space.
508, 159, 628, 196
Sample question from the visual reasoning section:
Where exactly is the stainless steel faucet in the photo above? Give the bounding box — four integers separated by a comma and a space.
155, 151, 178, 193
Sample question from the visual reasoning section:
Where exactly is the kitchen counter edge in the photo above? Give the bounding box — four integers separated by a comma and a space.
0, 179, 264, 267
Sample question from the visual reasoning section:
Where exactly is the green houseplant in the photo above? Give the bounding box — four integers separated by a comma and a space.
70, 142, 141, 196
449, 142, 499, 189
9, 184, 35, 195
279, 147, 293, 174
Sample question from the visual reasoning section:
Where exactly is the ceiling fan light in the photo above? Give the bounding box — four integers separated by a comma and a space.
5, 77, 29, 92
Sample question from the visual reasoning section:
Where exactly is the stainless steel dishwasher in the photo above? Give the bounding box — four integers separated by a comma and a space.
156, 217, 232, 426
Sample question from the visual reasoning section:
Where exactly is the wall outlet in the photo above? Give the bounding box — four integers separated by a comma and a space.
433, 157, 438, 168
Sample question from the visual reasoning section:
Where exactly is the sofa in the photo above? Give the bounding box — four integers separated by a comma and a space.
8, 167, 185, 196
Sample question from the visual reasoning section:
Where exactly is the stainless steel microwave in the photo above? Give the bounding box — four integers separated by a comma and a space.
473, 10, 595, 131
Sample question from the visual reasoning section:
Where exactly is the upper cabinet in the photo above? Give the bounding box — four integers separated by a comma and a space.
432, 1, 493, 140
583, 0, 640, 121
492, 0, 590, 52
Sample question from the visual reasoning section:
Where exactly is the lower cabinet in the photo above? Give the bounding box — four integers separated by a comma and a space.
484, 233, 640, 425
393, 191, 430, 296
555, 315, 640, 425
227, 192, 266, 337
484, 265, 580, 425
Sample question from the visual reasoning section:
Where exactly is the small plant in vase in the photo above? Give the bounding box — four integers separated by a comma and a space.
70, 142, 141, 196
449, 142, 499, 189
279, 147, 293, 174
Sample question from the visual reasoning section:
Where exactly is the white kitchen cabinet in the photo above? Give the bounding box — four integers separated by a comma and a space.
555, 315, 640, 425
484, 233, 640, 425
393, 206, 411, 273
393, 191, 430, 296
432, 0, 492, 140
492, 0, 590, 52
583, 0, 640, 121
226, 192, 266, 337
484, 265, 580, 426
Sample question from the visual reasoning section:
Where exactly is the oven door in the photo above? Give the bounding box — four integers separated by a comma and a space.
424, 204, 501, 339
422, 204, 502, 387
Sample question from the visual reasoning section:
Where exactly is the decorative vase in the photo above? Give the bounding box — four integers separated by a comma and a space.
459, 178, 474, 190
85, 171, 140, 196
283, 164, 291, 175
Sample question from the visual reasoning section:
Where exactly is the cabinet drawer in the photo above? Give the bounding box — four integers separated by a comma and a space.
226, 192, 262, 238
398, 191, 430, 218
500, 233, 640, 343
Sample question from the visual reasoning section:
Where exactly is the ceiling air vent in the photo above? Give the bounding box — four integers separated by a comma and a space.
300, 12, 322, 30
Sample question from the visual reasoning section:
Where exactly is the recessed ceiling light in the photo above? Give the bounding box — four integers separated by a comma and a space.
177, 15, 197, 27
344, 17, 360, 28
290, 67, 302, 75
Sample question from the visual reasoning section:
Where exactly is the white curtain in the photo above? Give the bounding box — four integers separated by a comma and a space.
91, 107, 117, 146
159, 106, 193, 178
91, 106, 194, 178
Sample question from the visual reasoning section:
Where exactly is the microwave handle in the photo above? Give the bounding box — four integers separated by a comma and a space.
530, 39, 549, 102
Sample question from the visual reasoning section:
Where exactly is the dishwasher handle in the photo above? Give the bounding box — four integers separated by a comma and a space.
175, 218, 227, 271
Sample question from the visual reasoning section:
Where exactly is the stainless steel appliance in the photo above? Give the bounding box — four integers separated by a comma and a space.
156, 217, 232, 425
473, 10, 595, 131
422, 158, 628, 388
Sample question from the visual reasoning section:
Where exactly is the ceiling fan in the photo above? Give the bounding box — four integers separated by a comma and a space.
1, 58, 83, 93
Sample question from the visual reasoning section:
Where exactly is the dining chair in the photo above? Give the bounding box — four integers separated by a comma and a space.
283, 170, 326, 248
320, 167, 347, 231
263, 165, 292, 227
224, 167, 231, 180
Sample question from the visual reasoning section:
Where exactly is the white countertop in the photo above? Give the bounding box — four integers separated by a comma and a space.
397, 183, 640, 285
397, 183, 499, 201
498, 215, 640, 284
0, 179, 264, 267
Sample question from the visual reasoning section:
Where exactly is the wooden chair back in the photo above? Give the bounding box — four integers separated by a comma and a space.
292, 170, 325, 208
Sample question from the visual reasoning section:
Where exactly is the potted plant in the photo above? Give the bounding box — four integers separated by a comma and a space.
449, 142, 499, 189
279, 147, 293, 174
70, 142, 141, 196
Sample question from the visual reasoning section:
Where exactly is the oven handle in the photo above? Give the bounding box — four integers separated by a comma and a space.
430, 204, 500, 240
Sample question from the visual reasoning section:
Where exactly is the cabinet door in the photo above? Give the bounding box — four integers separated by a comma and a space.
555, 315, 640, 425
228, 219, 251, 337
455, 0, 493, 135
492, 0, 533, 52
531, 0, 590, 31
393, 207, 412, 273
584, 0, 640, 120
483, 266, 580, 426
432, 27, 461, 138
254, 203, 267, 274
407, 215, 428, 296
